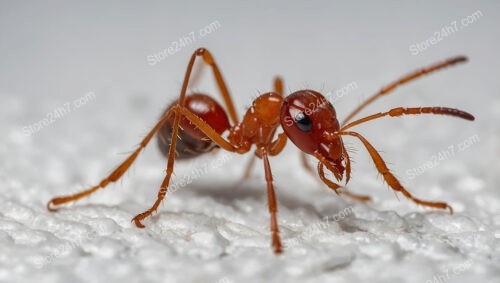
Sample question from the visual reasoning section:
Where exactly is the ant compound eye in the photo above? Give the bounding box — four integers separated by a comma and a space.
295, 112, 312, 132
281, 90, 337, 155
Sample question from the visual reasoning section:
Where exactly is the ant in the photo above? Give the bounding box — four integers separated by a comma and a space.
47, 48, 475, 254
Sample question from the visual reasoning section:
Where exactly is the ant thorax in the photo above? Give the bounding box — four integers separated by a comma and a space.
227, 92, 283, 150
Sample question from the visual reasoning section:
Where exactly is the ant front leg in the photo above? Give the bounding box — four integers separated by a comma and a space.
339, 144, 371, 202
336, 106, 473, 210
340, 131, 453, 213
317, 162, 342, 193
314, 151, 371, 202
300, 137, 371, 202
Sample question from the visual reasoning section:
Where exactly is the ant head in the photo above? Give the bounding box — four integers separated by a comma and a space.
280, 90, 345, 176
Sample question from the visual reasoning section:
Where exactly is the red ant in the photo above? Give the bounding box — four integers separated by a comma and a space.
47, 48, 475, 254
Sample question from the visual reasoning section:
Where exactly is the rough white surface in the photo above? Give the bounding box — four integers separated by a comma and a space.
0, 1, 499, 283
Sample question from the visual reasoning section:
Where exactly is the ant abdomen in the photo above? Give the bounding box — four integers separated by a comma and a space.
157, 93, 231, 159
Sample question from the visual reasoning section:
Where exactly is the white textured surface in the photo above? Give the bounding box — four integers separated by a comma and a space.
1, 1, 499, 283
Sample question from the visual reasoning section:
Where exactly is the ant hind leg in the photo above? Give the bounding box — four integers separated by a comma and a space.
132, 105, 243, 227
47, 109, 176, 211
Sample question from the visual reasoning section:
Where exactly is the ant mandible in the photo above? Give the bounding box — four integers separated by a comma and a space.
47, 48, 475, 254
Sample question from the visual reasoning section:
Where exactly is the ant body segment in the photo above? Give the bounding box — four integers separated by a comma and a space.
48, 48, 474, 254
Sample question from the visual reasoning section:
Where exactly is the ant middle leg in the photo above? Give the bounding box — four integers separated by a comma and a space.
261, 149, 283, 254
